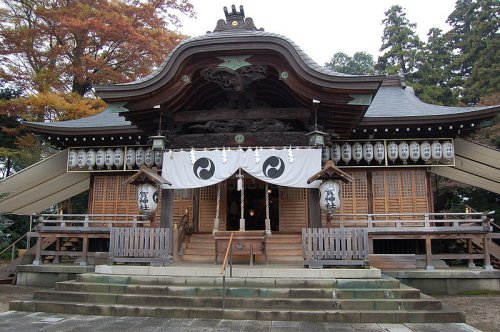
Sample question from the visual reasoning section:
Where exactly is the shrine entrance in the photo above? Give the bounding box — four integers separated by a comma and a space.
226, 177, 279, 232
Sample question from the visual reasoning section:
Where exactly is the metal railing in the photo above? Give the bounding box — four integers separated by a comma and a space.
220, 232, 234, 309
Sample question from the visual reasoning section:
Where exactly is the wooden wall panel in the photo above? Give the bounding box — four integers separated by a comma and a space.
90, 174, 162, 227
198, 184, 226, 232
280, 188, 308, 233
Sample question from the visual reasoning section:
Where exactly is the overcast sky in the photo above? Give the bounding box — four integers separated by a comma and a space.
180, 0, 457, 65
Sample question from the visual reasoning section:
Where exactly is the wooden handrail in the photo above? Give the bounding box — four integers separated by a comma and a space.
220, 232, 234, 275
0, 226, 35, 257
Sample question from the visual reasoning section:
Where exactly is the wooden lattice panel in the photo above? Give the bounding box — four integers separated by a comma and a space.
173, 190, 193, 227
280, 188, 308, 232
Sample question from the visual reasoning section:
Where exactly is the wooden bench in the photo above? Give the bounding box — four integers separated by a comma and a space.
109, 227, 172, 266
302, 228, 369, 269
214, 231, 267, 265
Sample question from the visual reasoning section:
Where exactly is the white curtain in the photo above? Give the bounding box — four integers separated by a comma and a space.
161, 147, 321, 189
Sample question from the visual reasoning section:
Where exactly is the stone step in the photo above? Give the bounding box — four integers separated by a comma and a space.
32, 290, 442, 311
334, 288, 421, 299
9, 300, 465, 323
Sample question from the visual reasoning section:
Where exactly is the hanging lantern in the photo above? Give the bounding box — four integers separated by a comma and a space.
341, 143, 352, 164
352, 142, 363, 164
145, 148, 154, 167
330, 143, 341, 163
318, 180, 341, 213
362, 142, 374, 164
77, 149, 87, 168
442, 141, 454, 161
135, 147, 145, 167
137, 183, 158, 216
154, 150, 163, 167
96, 149, 105, 169
322, 146, 330, 163
420, 141, 432, 162
409, 141, 420, 163
86, 149, 96, 170
114, 148, 124, 169
374, 141, 385, 164
68, 150, 78, 169
387, 141, 398, 163
105, 148, 114, 169
398, 141, 409, 164
126, 148, 136, 169
431, 141, 442, 161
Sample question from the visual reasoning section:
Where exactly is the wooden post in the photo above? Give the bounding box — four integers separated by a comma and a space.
172, 223, 179, 261
81, 235, 88, 266
467, 238, 476, 268
483, 234, 493, 270
33, 234, 42, 265
53, 237, 61, 264
425, 235, 434, 270
307, 188, 321, 228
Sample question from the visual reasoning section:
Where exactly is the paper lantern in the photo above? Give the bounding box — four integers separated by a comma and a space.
154, 150, 163, 167
387, 141, 398, 163
431, 141, 442, 161
318, 180, 341, 213
105, 148, 114, 169
398, 141, 409, 164
362, 142, 374, 164
137, 183, 158, 216
442, 141, 454, 161
68, 150, 77, 169
114, 148, 124, 168
126, 148, 136, 169
321, 147, 330, 164
135, 147, 145, 167
77, 149, 86, 168
330, 143, 341, 163
374, 141, 385, 164
86, 149, 96, 170
341, 143, 352, 164
145, 148, 154, 167
420, 141, 432, 162
352, 142, 363, 164
96, 149, 105, 168
409, 141, 420, 163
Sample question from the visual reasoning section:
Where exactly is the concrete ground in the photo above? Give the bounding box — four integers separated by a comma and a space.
0, 311, 484, 332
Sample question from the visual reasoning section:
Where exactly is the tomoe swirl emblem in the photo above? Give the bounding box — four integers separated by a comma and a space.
262, 156, 285, 179
193, 157, 215, 180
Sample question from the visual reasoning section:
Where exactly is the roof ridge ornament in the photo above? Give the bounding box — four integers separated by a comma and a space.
211, 5, 264, 33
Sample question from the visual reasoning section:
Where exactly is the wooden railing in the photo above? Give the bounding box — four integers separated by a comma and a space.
172, 213, 190, 260
32, 213, 150, 266
329, 211, 495, 270
331, 212, 492, 232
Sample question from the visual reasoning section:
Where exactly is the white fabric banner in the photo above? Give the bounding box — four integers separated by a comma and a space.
161, 148, 321, 189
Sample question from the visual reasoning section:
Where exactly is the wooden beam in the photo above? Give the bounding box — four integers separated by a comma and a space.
174, 107, 311, 122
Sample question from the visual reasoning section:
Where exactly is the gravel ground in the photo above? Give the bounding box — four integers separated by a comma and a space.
0, 284, 498, 331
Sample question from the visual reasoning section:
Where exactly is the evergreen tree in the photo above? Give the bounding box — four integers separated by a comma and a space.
446, 0, 500, 105
376, 5, 423, 77
325, 51, 376, 75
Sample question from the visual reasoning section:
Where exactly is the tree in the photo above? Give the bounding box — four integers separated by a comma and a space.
325, 51, 375, 75
411, 28, 458, 105
376, 5, 423, 77
0, 0, 195, 96
446, 0, 500, 105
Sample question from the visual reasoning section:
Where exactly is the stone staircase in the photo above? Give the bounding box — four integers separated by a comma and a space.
182, 233, 303, 263
10, 273, 465, 323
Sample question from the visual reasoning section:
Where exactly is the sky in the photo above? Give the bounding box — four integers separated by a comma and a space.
179, 0, 457, 66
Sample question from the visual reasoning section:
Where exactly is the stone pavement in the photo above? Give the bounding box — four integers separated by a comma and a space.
0, 311, 481, 332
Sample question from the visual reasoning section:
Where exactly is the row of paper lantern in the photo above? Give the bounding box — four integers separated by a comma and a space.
68, 147, 163, 170
323, 140, 454, 164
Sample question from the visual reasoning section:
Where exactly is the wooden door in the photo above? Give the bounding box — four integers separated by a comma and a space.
280, 187, 308, 232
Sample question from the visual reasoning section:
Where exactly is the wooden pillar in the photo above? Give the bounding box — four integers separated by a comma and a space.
81, 235, 88, 266
307, 188, 321, 228
483, 234, 493, 270
467, 238, 476, 268
192, 188, 200, 233
33, 234, 42, 265
425, 235, 434, 270
53, 237, 61, 264
160, 189, 174, 229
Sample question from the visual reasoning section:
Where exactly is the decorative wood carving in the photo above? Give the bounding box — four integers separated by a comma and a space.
188, 119, 291, 133
200, 65, 267, 92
